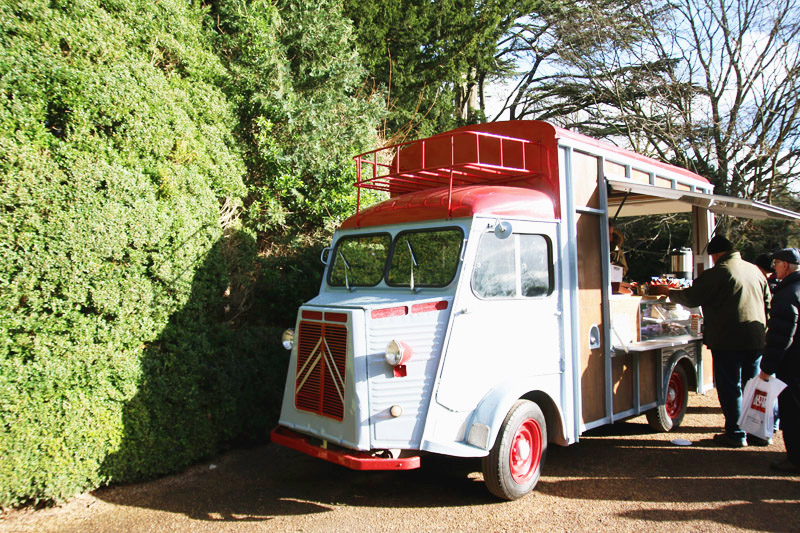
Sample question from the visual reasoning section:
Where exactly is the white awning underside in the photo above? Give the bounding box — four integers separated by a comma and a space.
607, 179, 800, 221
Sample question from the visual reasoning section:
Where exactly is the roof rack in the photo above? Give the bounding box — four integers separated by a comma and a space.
353, 129, 554, 219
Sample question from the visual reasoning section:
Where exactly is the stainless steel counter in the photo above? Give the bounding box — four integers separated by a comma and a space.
613, 334, 702, 354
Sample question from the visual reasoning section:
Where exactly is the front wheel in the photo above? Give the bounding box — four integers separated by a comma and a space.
646, 364, 689, 432
482, 400, 547, 500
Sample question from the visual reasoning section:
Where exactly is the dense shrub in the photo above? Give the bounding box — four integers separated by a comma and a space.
0, 0, 251, 506
0, 0, 382, 508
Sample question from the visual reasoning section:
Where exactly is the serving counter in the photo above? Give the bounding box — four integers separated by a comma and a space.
606, 295, 713, 425
610, 295, 702, 352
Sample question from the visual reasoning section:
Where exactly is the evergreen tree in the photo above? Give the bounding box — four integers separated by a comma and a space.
344, 0, 533, 141
215, 0, 385, 233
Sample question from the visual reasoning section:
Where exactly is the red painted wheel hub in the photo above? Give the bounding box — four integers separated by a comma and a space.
509, 418, 542, 484
665, 370, 685, 419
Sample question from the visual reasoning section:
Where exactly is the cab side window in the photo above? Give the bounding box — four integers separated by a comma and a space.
472, 235, 516, 297
472, 233, 552, 299
520, 234, 550, 297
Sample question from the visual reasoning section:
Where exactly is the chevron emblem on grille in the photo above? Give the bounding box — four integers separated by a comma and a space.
296, 336, 345, 404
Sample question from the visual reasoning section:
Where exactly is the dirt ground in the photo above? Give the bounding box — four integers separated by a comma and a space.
2, 389, 798, 533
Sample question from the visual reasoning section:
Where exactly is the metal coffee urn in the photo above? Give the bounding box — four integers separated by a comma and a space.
669, 247, 693, 279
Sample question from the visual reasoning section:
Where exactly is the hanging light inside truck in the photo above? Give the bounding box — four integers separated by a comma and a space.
281, 329, 295, 350
385, 339, 412, 377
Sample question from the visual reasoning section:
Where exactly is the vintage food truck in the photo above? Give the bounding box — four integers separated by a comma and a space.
270, 120, 800, 500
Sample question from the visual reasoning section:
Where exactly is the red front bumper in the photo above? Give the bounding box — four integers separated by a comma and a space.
270, 426, 421, 471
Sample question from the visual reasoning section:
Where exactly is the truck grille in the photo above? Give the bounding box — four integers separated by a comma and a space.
295, 319, 348, 421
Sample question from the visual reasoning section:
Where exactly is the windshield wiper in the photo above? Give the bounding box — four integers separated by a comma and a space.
337, 249, 352, 291
406, 239, 418, 292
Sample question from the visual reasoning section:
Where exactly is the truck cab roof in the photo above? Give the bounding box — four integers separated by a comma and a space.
339, 185, 557, 229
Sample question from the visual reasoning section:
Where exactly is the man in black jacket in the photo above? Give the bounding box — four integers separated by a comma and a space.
759, 248, 800, 474
669, 235, 771, 447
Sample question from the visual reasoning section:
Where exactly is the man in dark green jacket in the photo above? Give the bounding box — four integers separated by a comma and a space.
669, 235, 771, 447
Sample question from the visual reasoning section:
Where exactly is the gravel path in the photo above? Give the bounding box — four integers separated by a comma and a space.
2, 389, 798, 532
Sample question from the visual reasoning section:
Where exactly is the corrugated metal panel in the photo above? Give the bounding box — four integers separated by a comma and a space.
366, 304, 451, 445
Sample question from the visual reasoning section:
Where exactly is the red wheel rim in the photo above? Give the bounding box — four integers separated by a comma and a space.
665, 370, 685, 419
509, 418, 542, 484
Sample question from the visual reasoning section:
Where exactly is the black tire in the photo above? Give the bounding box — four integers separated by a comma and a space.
646, 364, 689, 432
482, 400, 547, 500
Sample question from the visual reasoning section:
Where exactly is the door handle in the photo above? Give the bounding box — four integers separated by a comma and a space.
588, 324, 601, 349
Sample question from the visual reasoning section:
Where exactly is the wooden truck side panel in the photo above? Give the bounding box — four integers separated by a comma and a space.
572, 148, 606, 426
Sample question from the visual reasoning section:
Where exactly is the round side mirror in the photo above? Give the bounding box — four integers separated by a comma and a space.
494, 221, 513, 239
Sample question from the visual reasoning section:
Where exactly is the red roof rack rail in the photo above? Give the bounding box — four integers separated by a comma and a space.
353, 128, 556, 222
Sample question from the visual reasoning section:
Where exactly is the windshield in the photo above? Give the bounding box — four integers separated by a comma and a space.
328, 228, 463, 288
387, 228, 463, 287
329, 234, 391, 287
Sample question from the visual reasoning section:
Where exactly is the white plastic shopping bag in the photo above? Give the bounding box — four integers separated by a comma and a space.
738, 377, 786, 439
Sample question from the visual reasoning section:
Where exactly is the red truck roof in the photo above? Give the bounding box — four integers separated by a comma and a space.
339, 185, 556, 229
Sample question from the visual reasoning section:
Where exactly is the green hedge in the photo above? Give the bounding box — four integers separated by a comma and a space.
0, 0, 379, 507
0, 0, 249, 506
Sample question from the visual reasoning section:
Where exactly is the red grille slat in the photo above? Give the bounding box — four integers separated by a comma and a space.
295, 319, 348, 421
325, 312, 348, 322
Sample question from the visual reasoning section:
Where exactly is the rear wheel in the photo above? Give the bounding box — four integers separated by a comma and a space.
482, 400, 547, 500
647, 364, 688, 431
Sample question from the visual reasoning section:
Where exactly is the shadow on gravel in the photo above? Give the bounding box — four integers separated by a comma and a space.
94, 444, 493, 522
580, 419, 737, 439
538, 432, 800, 532
93, 392, 798, 529
685, 405, 721, 414
93, 426, 799, 526
618, 502, 799, 533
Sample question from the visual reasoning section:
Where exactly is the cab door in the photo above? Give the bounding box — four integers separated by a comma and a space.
435, 220, 562, 412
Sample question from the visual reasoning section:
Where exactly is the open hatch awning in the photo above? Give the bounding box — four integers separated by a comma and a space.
607, 179, 800, 221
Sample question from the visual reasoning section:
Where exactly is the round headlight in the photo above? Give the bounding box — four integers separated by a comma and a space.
385, 340, 405, 366
281, 329, 295, 350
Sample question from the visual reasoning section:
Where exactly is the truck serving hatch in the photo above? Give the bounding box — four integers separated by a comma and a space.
608, 179, 800, 221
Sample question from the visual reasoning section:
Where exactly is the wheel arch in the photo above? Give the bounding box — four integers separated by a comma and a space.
520, 390, 566, 447
676, 356, 698, 391
466, 382, 567, 453
664, 349, 698, 399
647, 350, 694, 432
